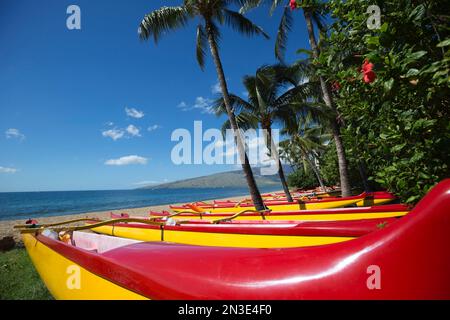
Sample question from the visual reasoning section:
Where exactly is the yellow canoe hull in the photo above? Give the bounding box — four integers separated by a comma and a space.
22, 234, 147, 300
91, 225, 354, 248
173, 198, 362, 213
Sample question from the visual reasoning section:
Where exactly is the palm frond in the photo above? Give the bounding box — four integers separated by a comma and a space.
239, 0, 265, 14
196, 24, 207, 70
296, 48, 313, 56
219, 112, 258, 137
275, 6, 293, 62
311, 2, 328, 33
235, 112, 259, 131
211, 96, 228, 116
274, 82, 317, 106
269, 0, 284, 15
211, 94, 255, 116
220, 119, 232, 137
222, 9, 269, 39
230, 94, 256, 113
139, 6, 190, 43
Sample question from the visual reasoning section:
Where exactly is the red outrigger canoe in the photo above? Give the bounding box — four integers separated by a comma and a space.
21, 180, 450, 299
149, 203, 409, 221
170, 191, 396, 213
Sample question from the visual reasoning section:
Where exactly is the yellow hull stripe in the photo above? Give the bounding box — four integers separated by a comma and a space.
22, 234, 147, 300
92, 226, 354, 248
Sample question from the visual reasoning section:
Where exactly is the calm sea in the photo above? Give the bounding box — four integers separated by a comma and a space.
0, 186, 281, 221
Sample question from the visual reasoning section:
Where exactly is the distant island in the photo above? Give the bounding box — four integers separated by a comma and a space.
138, 166, 293, 189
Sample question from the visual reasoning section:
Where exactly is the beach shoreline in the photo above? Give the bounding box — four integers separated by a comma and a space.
0, 191, 281, 245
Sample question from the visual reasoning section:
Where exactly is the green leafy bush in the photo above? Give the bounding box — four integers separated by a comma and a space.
287, 169, 319, 189
319, 0, 450, 203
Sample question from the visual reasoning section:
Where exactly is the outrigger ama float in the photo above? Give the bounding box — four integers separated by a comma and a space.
18, 180, 450, 299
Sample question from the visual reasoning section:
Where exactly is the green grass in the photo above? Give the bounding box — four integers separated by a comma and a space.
0, 248, 53, 300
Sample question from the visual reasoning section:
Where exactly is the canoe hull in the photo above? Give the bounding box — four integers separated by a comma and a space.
22, 233, 147, 300
20, 181, 450, 300
171, 198, 362, 213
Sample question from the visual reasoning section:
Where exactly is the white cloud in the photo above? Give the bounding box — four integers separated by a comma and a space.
102, 128, 125, 141
0, 166, 18, 174
5, 128, 25, 140
132, 180, 160, 186
105, 155, 148, 166
211, 81, 221, 94
177, 97, 214, 114
125, 107, 144, 119
177, 101, 188, 110
147, 124, 161, 132
193, 96, 213, 113
126, 125, 141, 137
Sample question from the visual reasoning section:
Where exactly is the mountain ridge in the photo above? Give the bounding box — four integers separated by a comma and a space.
138, 166, 294, 190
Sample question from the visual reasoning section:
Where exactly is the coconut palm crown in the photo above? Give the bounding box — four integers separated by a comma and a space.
139, 0, 269, 70
139, 0, 270, 210
212, 64, 321, 201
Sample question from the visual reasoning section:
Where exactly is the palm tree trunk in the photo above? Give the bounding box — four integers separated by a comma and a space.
277, 158, 293, 201
205, 21, 265, 211
358, 161, 371, 192
303, 10, 352, 196
300, 141, 326, 192
266, 126, 293, 202
304, 151, 326, 191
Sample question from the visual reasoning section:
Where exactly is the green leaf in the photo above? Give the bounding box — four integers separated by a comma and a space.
437, 39, 450, 47
406, 195, 420, 203
407, 51, 427, 61
384, 78, 394, 92
405, 68, 419, 77
419, 172, 431, 179
391, 143, 406, 152
366, 36, 380, 46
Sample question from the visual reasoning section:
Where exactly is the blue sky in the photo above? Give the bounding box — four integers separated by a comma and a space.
0, 0, 311, 192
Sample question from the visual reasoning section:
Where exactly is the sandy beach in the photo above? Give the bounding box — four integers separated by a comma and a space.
0, 192, 267, 246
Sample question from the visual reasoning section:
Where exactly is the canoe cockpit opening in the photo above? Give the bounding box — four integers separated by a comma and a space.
42, 229, 142, 254
72, 232, 142, 253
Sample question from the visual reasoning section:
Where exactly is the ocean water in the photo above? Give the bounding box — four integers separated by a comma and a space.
0, 186, 281, 221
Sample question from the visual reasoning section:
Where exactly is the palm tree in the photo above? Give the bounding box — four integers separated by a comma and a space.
212, 64, 319, 202
241, 0, 352, 196
281, 116, 331, 191
139, 1, 270, 210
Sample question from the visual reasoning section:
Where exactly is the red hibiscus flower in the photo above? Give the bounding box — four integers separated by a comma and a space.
363, 71, 376, 83
362, 60, 374, 73
361, 59, 376, 83
289, 0, 298, 10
